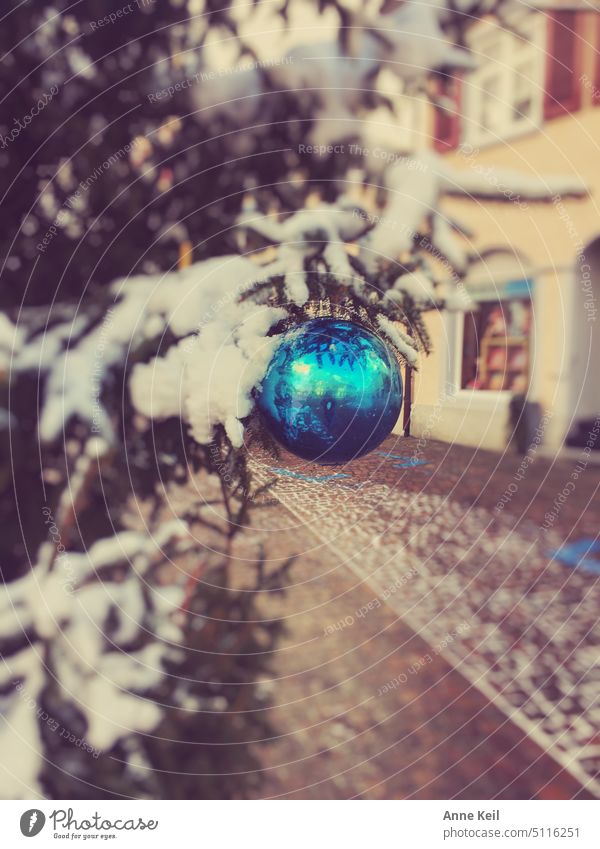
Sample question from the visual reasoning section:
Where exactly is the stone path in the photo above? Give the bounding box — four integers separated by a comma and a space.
233, 435, 600, 798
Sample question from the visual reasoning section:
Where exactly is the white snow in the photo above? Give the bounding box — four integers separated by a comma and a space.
183, 302, 285, 448
0, 647, 46, 798
0, 517, 191, 771
388, 272, 436, 305
79, 679, 162, 752
130, 343, 186, 421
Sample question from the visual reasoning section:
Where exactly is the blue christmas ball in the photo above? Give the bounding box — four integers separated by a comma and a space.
257, 318, 403, 464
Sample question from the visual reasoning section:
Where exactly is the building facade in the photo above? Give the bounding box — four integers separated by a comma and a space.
405, 3, 600, 453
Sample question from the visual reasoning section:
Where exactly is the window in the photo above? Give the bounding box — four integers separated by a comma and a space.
432, 74, 462, 152
544, 11, 581, 118
463, 13, 545, 147
461, 281, 533, 392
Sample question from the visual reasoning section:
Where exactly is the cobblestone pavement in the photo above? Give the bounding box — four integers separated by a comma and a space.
229, 435, 600, 799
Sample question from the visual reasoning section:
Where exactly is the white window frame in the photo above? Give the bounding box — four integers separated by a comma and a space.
446, 279, 538, 400
462, 12, 546, 149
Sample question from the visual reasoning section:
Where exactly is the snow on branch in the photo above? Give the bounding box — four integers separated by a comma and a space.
0, 520, 191, 797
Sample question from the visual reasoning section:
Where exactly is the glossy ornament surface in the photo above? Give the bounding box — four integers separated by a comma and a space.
257, 318, 403, 464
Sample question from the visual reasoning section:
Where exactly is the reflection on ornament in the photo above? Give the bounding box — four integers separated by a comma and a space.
257, 318, 403, 464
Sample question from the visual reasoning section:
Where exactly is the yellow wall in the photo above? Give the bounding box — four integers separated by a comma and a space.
409, 18, 600, 450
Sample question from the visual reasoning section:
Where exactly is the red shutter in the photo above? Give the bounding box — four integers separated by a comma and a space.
432, 74, 461, 153
544, 11, 581, 119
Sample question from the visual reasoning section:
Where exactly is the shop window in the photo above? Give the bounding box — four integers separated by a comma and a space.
461, 290, 532, 392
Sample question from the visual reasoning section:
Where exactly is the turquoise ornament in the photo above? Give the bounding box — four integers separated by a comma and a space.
257, 318, 403, 464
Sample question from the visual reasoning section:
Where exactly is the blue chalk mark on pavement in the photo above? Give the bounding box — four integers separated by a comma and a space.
376, 452, 432, 470
392, 459, 431, 469
549, 539, 600, 575
270, 467, 351, 483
